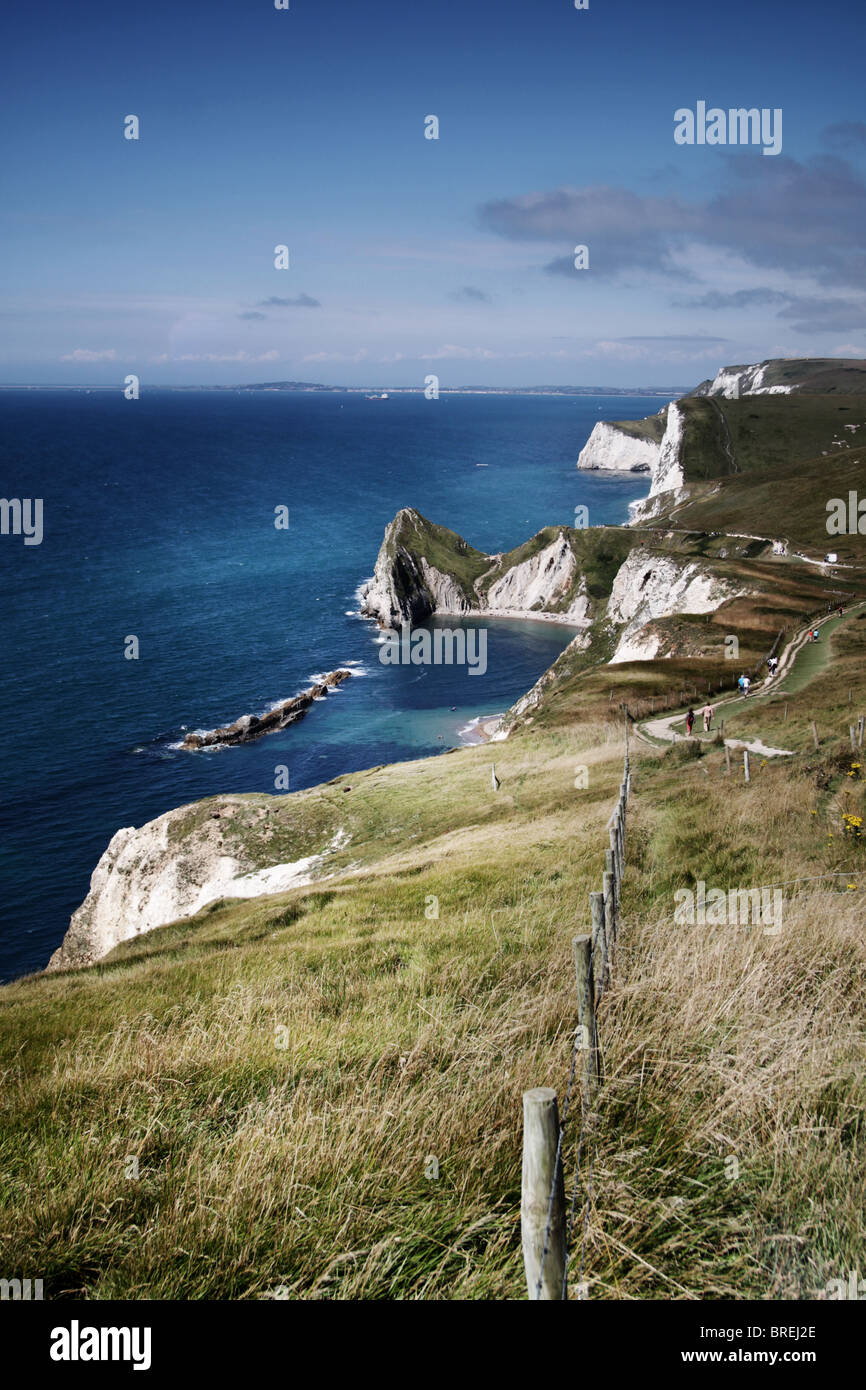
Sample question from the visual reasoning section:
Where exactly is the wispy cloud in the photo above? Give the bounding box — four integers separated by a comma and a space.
301, 349, 368, 363
449, 286, 492, 303
678, 286, 866, 333
257, 294, 321, 308
174, 350, 280, 363
60, 347, 117, 362
480, 152, 866, 289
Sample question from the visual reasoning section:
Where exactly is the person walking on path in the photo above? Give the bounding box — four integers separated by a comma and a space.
702, 702, 714, 733
742, 676, 751, 697
686, 708, 695, 737
737, 674, 746, 694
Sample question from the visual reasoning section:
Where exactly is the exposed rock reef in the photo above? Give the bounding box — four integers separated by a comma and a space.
183, 670, 352, 749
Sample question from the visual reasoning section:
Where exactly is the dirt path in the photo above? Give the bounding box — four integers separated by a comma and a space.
636, 601, 866, 756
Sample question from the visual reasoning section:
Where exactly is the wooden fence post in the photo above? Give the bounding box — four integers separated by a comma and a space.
812, 721, 820, 750
602, 870, 616, 976
572, 933, 596, 1089
744, 749, 750, 783
850, 726, 857, 753
784, 703, 788, 721
859, 716, 864, 748
521, 1088, 566, 1300
725, 744, 731, 776
590, 891, 606, 1005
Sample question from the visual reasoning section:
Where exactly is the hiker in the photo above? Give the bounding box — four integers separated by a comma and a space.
813, 627, 820, 642
839, 604, 844, 617
737, 674, 746, 694
686, 708, 695, 737
702, 702, 714, 733
742, 676, 751, 697
767, 656, 778, 677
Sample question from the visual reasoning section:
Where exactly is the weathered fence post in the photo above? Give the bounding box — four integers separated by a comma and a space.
572, 933, 596, 1089
859, 716, 864, 748
812, 721, 820, 750
784, 703, 788, 721
744, 749, 750, 783
850, 725, 857, 753
725, 744, 731, 776
602, 870, 616, 977
522, 1088, 566, 1300
590, 891, 606, 1005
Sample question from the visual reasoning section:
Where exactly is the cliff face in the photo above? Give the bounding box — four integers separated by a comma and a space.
576, 404, 686, 512
359, 508, 486, 627
696, 362, 795, 399
47, 797, 348, 971
360, 509, 601, 631
607, 548, 747, 663
576, 420, 662, 475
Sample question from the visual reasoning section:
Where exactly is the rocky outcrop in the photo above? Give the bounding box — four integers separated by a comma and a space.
47, 798, 350, 971
360, 510, 597, 630
576, 419, 663, 475
483, 534, 591, 625
359, 509, 483, 627
648, 400, 685, 497
183, 670, 352, 749
695, 362, 795, 399
606, 548, 747, 663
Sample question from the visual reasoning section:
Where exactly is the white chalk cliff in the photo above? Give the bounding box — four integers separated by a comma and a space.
606, 548, 746, 664
360, 510, 594, 631
697, 362, 795, 399
47, 798, 348, 971
576, 419, 663, 474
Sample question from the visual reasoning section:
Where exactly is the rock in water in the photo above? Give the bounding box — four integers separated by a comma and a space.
183, 669, 353, 749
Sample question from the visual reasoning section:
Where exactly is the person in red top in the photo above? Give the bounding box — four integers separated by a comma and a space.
686, 708, 695, 736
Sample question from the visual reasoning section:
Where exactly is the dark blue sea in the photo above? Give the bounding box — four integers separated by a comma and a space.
0, 389, 660, 980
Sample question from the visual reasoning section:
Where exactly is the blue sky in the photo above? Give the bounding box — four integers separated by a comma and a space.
1, 0, 864, 386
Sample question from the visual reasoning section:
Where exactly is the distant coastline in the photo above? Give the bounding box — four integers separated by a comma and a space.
0, 383, 689, 397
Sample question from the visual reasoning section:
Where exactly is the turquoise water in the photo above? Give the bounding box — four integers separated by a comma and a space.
0, 389, 659, 979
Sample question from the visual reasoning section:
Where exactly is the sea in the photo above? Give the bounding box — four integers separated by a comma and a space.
0, 389, 662, 981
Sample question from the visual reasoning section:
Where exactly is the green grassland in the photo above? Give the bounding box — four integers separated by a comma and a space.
3, 369, 866, 1300
2, 582, 866, 1300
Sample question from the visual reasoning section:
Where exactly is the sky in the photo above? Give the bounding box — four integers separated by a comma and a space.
1, 0, 864, 387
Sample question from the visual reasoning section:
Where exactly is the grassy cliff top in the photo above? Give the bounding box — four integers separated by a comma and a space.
695, 358, 866, 395
3, 583, 866, 1299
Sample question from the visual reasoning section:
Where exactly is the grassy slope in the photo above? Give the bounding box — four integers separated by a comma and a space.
2, 604, 866, 1298
385, 509, 490, 608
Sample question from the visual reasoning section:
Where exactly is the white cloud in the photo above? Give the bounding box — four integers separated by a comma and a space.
301, 349, 369, 363
174, 350, 280, 363
60, 348, 117, 362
